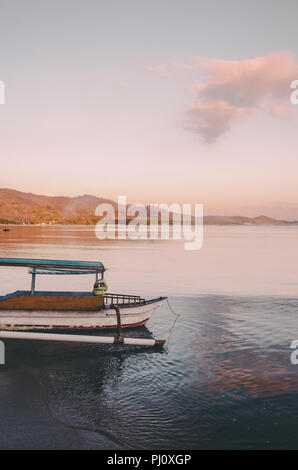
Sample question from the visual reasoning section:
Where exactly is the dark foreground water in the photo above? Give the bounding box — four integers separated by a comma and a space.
1, 226, 298, 449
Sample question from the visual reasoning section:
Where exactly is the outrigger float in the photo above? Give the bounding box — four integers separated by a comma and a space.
0, 258, 167, 347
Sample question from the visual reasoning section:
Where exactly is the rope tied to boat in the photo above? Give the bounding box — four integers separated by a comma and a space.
166, 299, 182, 345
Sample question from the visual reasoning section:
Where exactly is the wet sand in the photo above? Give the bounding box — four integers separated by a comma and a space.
0, 340, 121, 450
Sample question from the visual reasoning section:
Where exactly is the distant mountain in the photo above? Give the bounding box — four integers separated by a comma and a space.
0, 188, 117, 224
0, 188, 297, 225
203, 215, 297, 225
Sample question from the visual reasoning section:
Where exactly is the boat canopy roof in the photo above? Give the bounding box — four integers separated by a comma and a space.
0, 258, 105, 272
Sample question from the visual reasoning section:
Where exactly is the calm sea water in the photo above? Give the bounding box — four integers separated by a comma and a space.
1, 225, 298, 449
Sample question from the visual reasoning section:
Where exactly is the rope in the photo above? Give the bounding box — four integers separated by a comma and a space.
166, 299, 182, 345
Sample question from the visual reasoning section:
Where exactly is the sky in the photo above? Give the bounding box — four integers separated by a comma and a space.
0, 0, 298, 218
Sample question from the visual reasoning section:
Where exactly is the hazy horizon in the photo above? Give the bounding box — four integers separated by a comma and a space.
1, 186, 298, 221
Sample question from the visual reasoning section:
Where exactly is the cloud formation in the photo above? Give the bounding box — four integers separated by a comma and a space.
185, 51, 298, 143
147, 64, 169, 77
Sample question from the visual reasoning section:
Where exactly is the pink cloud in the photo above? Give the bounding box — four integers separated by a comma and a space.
147, 65, 169, 77
185, 51, 298, 142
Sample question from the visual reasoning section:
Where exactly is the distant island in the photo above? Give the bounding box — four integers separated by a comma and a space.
0, 188, 297, 226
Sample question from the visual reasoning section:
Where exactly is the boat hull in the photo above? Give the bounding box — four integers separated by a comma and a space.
0, 293, 166, 330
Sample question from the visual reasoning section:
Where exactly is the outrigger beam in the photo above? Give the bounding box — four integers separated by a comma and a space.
0, 330, 166, 347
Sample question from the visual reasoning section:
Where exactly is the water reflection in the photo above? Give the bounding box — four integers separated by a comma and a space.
1, 227, 298, 448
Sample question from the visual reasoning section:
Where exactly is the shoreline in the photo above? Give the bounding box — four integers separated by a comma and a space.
2, 222, 298, 227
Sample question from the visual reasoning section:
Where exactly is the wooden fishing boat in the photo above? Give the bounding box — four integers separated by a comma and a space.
0, 258, 167, 331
